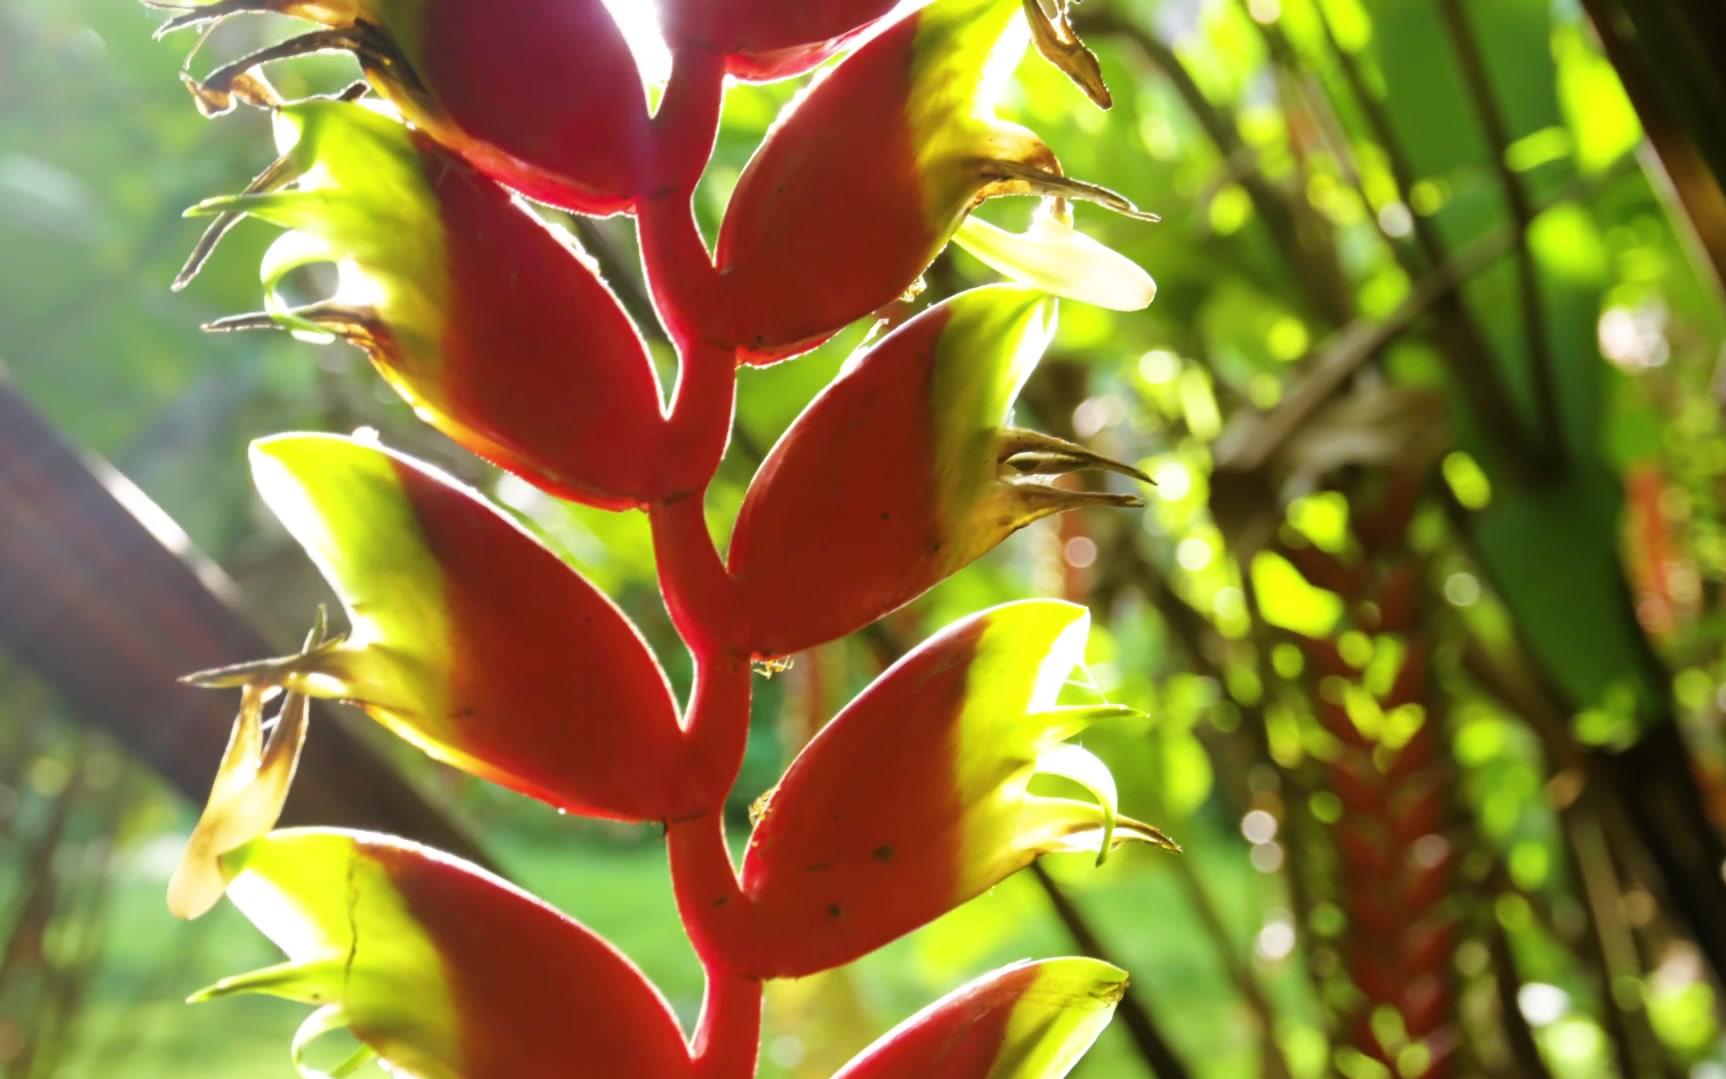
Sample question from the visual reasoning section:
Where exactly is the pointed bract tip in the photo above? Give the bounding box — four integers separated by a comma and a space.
1023, 0, 1113, 109
998, 429, 1154, 487
178, 632, 344, 689
1120, 815, 1181, 853
179, 667, 251, 688
201, 312, 281, 334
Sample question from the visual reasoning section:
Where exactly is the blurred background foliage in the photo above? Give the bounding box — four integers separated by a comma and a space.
3, 0, 1726, 1075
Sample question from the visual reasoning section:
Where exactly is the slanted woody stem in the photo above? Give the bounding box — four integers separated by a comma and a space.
639, 44, 762, 1079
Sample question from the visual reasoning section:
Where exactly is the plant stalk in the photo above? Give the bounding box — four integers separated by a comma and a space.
640, 47, 764, 1077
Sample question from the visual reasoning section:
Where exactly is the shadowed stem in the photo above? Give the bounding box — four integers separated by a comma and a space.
649, 495, 743, 657
693, 968, 765, 1079
639, 47, 733, 354
657, 521, 759, 1079
1434, 0, 1565, 475
1077, 10, 1355, 328
638, 46, 763, 1079
668, 810, 760, 1078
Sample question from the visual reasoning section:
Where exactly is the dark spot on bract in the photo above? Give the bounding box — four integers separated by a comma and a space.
827, 903, 843, 919
806, 861, 833, 873
872, 845, 894, 861
712, 896, 729, 908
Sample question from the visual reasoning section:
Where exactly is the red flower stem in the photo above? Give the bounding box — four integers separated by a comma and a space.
668, 808, 752, 966
649, 495, 743, 657
692, 967, 765, 1079
642, 48, 736, 502
677, 648, 752, 818
639, 47, 732, 353
652, 46, 726, 199
640, 42, 760, 1077
661, 339, 738, 503
668, 806, 760, 1077
656, 498, 759, 1073
638, 187, 729, 351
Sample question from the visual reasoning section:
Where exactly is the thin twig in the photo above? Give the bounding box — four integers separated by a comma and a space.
1434, 0, 1566, 475
1078, 11, 1357, 328
1164, 856, 1295, 1079
1566, 809, 1682, 1079
1487, 913, 1555, 1079
1212, 160, 1634, 476
1307, 3, 1536, 470
1096, 532, 1334, 1049
1029, 863, 1196, 1079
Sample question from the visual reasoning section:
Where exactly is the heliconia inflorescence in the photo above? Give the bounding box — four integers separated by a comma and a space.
149, 0, 1170, 1074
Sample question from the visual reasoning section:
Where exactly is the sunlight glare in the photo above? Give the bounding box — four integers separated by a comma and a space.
600, 0, 673, 86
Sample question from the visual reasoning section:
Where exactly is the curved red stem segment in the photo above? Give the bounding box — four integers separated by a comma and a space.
649, 495, 743, 657
639, 47, 732, 353
639, 189, 727, 350
692, 968, 764, 1079
675, 650, 752, 816
652, 46, 727, 195
665, 665, 759, 1070
661, 340, 738, 503
642, 48, 736, 499
638, 41, 762, 1077
669, 809, 753, 970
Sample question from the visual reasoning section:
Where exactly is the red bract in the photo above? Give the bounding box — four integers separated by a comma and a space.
187, 435, 690, 823
152, 0, 647, 213
717, 0, 1153, 362
660, 0, 902, 80
736, 602, 1174, 977
198, 829, 694, 1078
169, 617, 328, 919
179, 101, 669, 510
833, 958, 1129, 1078
729, 287, 1148, 658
